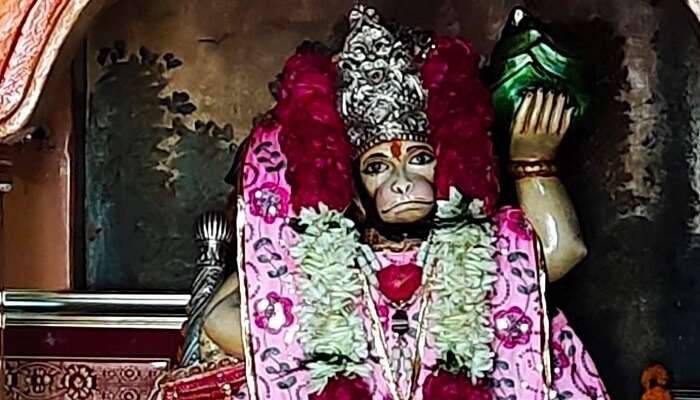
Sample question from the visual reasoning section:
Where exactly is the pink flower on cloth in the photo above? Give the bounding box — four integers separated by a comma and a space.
249, 182, 289, 224
494, 306, 533, 349
253, 292, 294, 334
497, 208, 533, 240
552, 342, 571, 380
377, 304, 390, 331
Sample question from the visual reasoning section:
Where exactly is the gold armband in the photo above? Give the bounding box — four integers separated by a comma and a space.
509, 161, 558, 178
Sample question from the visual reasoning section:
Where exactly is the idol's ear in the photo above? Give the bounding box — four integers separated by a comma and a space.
224, 136, 250, 226
350, 192, 367, 225
224, 136, 250, 187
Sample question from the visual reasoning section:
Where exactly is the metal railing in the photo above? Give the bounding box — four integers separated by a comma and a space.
674, 389, 700, 399
0, 290, 189, 329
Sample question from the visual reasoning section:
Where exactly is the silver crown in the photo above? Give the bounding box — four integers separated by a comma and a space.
337, 5, 432, 156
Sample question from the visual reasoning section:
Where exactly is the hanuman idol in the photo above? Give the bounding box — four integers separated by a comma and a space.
153, 5, 608, 400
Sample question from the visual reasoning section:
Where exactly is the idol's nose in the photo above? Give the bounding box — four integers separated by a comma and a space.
390, 177, 413, 195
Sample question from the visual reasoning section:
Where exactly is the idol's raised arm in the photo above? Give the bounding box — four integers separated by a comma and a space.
509, 89, 587, 281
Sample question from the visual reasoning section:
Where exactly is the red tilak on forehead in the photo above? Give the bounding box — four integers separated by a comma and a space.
390, 140, 402, 159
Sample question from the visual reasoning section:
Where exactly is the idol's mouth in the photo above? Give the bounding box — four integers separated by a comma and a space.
381, 200, 434, 214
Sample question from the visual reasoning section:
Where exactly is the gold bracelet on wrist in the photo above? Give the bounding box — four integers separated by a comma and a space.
509, 161, 558, 179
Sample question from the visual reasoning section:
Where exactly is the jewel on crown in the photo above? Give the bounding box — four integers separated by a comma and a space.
337, 4, 432, 156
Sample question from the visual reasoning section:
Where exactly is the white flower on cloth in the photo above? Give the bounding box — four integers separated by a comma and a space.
253, 291, 295, 334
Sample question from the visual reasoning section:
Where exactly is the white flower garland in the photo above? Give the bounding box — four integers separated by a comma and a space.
289, 204, 371, 394
290, 188, 498, 392
419, 187, 499, 381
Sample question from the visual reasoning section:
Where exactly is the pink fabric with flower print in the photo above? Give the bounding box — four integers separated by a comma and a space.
485, 208, 609, 400
239, 121, 390, 400
550, 312, 609, 399
237, 122, 608, 399
253, 291, 294, 335
239, 121, 310, 400
487, 207, 553, 399
413, 206, 548, 399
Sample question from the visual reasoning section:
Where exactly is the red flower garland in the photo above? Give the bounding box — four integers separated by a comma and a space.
270, 36, 500, 400
309, 375, 371, 400
421, 36, 499, 214
275, 36, 499, 215
275, 50, 354, 212
422, 370, 491, 400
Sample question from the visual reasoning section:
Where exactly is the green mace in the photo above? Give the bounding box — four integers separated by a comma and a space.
488, 7, 591, 131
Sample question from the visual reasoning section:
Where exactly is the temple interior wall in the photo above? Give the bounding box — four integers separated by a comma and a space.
2, 0, 700, 398
0, 78, 73, 290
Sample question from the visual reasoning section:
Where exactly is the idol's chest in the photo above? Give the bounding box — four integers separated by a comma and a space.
369, 250, 425, 335
361, 249, 428, 395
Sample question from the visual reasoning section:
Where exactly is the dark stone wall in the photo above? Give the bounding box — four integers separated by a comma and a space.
83, 0, 700, 398
85, 45, 234, 291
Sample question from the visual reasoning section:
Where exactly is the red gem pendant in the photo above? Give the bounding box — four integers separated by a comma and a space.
376, 263, 422, 303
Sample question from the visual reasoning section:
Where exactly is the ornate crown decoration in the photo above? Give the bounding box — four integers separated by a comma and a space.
337, 5, 432, 156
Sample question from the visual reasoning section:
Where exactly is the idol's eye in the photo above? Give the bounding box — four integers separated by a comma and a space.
408, 152, 435, 166
362, 161, 390, 175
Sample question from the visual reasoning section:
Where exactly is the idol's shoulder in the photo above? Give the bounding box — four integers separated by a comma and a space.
489, 205, 543, 279
491, 205, 537, 241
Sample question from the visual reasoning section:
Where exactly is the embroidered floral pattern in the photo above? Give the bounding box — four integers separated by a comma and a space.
552, 342, 571, 380
253, 291, 294, 334
26, 367, 52, 394
494, 306, 533, 349
497, 208, 533, 240
377, 304, 390, 331
249, 182, 289, 224
6, 359, 163, 400
552, 313, 609, 399
62, 365, 96, 400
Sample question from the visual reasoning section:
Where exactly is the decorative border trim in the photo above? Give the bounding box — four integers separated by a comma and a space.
535, 236, 554, 395
235, 195, 257, 400
5, 355, 171, 400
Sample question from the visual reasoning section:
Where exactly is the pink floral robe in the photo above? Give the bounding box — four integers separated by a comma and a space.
233, 121, 609, 400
